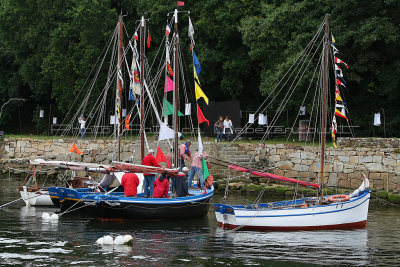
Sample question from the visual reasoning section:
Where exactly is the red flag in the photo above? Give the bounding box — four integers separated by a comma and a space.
147, 30, 151, 48
155, 146, 170, 167
334, 57, 349, 69
125, 113, 131, 130
166, 61, 173, 77
178, 1, 185, 6
197, 105, 210, 126
134, 31, 138, 41
69, 143, 83, 155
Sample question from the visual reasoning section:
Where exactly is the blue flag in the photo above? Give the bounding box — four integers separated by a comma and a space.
193, 50, 201, 75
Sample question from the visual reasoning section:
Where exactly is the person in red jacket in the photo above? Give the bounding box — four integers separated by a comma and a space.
121, 173, 140, 197
153, 172, 169, 198
142, 149, 161, 197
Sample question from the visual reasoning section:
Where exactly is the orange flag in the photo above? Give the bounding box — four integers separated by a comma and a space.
125, 113, 131, 130
69, 143, 83, 155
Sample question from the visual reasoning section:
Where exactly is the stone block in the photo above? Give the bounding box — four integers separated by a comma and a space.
373, 156, 383, 163
359, 156, 373, 163
293, 164, 309, 172
269, 155, 280, 162
311, 163, 320, 172
365, 163, 384, 172
327, 173, 338, 187
344, 168, 356, 174
369, 172, 381, 179
278, 162, 293, 170
382, 158, 396, 167
333, 162, 344, 172
55, 153, 68, 161
338, 156, 350, 162
349, 156, 358, 164
339, 179, 351, 188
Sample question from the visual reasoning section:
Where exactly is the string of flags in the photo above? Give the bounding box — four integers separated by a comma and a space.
331, 34, 350, 148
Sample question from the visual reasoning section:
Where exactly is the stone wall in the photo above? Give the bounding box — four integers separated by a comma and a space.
0, 137, 399, 191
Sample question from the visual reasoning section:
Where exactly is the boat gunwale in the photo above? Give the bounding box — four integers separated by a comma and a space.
215, 189, 370, 212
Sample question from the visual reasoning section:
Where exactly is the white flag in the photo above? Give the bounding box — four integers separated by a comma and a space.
188, 17, 195, 44
185, 103, 191, 115
110, 115, 116, 125
248, 113, 255, 124
258, 114, 267, 125
374, 113, 381, 126
158, 122, 182, 141
198, 131, 203, 154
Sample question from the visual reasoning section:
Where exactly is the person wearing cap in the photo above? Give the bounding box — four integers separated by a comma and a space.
142, 149, 161, 197
188, 150, 207, 190
179, 140, 192, 171
175, 167, 189, 197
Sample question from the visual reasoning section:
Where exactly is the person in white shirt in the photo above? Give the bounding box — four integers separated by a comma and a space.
223, 116, 233, 141
78, 117, 86, 139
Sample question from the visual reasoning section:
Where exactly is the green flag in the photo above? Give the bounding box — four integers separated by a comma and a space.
162, 98, 184, 117
202, 156, 209, 181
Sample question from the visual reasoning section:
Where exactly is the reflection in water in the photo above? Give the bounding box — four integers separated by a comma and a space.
214, 228, 368, 265
1, 176, 400, 266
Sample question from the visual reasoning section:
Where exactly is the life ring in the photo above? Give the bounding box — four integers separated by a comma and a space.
328, 194, 350, 202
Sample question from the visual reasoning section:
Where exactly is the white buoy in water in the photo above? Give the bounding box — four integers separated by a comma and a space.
114, 234, 133, 245
96, 237, 104, 245
123, 235, 133, 245
50, 214, 59, 220
42, 212, 51, 220
113, 235, 125, 245
102, 235, 114, 245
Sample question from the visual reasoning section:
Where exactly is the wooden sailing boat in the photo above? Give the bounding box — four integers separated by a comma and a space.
214, 15, 370, 231
42, 10, 214, 219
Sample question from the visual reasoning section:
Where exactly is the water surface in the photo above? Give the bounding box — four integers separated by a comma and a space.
1, 176, 399, 266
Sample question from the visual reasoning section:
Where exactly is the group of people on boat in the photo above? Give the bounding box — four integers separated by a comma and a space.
214, 115, 233, 142
116, 140, 211, 198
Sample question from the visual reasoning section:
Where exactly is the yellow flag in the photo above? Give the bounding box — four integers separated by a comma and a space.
335, 92, 343, 102
194, 67, 208, 105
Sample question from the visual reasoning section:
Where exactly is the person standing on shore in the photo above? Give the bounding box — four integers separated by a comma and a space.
223, 116, 233, 141
78, 117, 86, 139
214, 116, 224, 142
256, 143, 269, 169
142, 149, 161, 197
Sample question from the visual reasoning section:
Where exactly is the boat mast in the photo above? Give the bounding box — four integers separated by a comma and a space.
320, 14, 329, 200
173, 9, 179, 168
140, 16, 145, 161
116, 15, 123, 162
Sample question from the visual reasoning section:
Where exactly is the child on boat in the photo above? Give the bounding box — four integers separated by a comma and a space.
153, 172, 169, 198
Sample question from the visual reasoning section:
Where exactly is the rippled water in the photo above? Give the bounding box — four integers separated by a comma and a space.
1, 176, 400, 266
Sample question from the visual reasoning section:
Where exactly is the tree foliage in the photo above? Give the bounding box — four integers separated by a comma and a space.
0, 0, 398, 136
